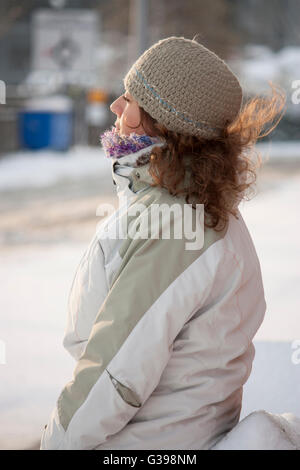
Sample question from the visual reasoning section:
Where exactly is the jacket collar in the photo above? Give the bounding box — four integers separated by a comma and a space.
111, 142, 165, 195
111, 144, 194, 199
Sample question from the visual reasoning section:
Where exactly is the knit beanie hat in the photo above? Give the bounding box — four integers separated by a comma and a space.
123, 36, 243, 139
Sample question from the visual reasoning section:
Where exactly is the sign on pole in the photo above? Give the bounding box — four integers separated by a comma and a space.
31, 9, 100, 72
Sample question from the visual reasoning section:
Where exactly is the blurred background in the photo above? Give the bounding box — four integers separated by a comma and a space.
0, 0, 299, 450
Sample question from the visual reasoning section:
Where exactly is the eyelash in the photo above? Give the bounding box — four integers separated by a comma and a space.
123, 96, 130, 102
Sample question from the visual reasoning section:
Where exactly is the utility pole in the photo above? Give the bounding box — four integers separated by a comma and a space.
128, 0, 149, 68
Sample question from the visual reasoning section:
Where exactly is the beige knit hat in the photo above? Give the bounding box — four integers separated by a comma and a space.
123, 36, 243, 139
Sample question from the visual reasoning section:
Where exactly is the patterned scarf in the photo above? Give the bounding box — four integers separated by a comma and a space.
99, 126, 165, 161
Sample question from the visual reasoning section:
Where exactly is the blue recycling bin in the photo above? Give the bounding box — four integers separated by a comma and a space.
18, 95, 73, 151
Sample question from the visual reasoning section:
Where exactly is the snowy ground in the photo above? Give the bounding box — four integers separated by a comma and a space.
0, 143, 299, 449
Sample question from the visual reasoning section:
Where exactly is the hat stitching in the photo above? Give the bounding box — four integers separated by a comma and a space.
134, 68, 222, 133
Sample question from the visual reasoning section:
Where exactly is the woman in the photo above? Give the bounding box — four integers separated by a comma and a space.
41, 36, 285, 450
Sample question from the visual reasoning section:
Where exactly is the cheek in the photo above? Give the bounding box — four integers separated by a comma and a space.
123, 105, 141, 127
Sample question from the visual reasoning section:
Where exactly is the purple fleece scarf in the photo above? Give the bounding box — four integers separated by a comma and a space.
100, 126, 164, 159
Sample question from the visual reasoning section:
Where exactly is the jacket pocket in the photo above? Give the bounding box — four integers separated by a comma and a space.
106, 369, 142, 408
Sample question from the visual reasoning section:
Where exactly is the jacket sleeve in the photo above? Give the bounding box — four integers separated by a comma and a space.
62, 232, 109, 361
40, 203, 211, 450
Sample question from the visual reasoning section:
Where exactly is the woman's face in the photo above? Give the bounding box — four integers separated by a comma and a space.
110, 91, 146, 136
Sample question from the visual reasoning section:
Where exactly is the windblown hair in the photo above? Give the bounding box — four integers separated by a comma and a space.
126, 82, 286, 231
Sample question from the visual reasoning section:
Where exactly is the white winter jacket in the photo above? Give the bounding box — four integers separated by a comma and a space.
40, 144, 266, 450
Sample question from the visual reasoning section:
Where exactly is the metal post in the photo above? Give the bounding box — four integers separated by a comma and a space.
128, 0, 149, 67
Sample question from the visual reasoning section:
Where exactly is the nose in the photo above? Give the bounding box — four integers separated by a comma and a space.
110, 97, 122, 117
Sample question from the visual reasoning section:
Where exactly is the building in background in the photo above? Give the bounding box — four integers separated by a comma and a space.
0, 0, 300, 155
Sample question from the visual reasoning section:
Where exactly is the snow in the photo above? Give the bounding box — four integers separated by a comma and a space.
0, 145, 110, 190
0, 144, 300, 449
239, 341, 300, 421
0, 141, 299, 193
212, 410, 300, 450
0, 244, 81, 449
239, 175, 300, 342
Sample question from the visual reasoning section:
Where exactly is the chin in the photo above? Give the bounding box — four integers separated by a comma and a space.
113, 127, 122, 136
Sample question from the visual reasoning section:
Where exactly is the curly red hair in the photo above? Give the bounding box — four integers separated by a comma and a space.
126, 82, 286, 231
